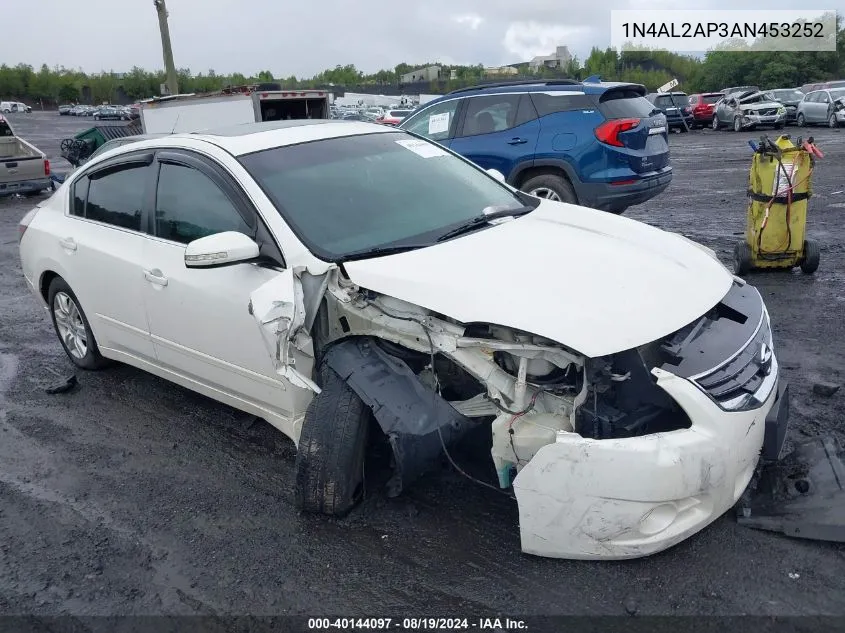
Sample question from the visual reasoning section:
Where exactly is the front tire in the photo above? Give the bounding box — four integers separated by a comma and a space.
829, 113, 838, 128
734, 240, 753, 275
800, 239, 820, 274
797, 113, 806, 126
295, 364, 371, 517
733, 116, 743, 132
48, 277, 110, 370
521, 173, 577, 205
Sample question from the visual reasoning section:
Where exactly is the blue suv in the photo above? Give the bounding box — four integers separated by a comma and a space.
399, 79, 672, 214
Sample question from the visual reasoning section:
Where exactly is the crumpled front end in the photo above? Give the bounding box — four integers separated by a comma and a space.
259, 264, 787, 560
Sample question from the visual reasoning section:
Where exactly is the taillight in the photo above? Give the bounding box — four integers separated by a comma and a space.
18, 206, 40, 243
594, 118, 640, 147
44, 159, 50, 176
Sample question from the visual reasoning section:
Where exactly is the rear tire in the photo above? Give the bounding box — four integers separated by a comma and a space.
712, 117, 720, 130
734, 240, 753, 275
521, 173, 577, 205
47, 277, 110, 370
295, 363, 371, 517
800, 239, 820, 274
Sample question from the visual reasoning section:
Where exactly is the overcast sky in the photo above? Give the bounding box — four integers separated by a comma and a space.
4, 0, 842, 78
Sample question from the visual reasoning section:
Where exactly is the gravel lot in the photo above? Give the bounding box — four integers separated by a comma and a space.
1, 112, 844, 619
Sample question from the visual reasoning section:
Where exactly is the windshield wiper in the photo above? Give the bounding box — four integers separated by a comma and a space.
341, 243, 435, 261
435, 206, 534, 243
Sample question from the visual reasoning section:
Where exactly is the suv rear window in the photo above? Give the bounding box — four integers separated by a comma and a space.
595, 90, 657, 119
652, 94, 687, 107
702, 94, 722, 104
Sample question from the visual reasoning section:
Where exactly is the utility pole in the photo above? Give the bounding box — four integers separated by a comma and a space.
153, 0, 179, 96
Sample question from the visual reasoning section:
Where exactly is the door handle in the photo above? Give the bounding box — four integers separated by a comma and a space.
59, 237, 77, 251
507, 137, 528, 145
143, 269, 168, 287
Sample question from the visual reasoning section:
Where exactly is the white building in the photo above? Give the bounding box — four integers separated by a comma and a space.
528, 46, 572, 71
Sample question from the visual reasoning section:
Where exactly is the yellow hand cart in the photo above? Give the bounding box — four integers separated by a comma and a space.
734, 134, 822, 275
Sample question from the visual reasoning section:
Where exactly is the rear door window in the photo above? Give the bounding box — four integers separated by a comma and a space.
458, 94, 523, 137
85, 165, 148, 231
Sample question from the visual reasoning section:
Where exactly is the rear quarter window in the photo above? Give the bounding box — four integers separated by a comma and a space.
529, 92, 595, 116
595, 90, 657, 119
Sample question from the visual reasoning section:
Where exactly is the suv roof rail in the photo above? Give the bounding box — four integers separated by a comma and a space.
446, 79, 581, 95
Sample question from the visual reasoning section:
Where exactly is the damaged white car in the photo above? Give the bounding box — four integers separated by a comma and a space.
18, 120, 790, 560
712, 90, 787, 131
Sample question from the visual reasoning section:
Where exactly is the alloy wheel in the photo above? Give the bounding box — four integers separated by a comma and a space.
528, 187, 562, 202
53, 292, 88, 359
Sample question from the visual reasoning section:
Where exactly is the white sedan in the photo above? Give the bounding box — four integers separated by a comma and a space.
18, 120, 789, 559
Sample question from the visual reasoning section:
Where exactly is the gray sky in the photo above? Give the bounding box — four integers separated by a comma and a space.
5, 1, 841, 77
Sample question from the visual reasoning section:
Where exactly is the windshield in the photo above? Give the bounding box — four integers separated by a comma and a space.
239, 131, 528, 261
831, 88, 845, 99
773, 89, 803, 101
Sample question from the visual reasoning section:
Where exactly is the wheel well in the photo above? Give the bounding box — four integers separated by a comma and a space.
39, 271, 60, 303
514, 166, 578, 202
515, 166, 574, 190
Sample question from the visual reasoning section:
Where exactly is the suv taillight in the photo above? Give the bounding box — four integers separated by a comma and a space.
594, 118, 640, 147
44, 159, 50, 176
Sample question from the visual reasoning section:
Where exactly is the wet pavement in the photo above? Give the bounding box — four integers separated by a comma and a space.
1, 112, 844, 618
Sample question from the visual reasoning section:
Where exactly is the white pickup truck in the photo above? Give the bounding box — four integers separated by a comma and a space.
0, 115, 51, 197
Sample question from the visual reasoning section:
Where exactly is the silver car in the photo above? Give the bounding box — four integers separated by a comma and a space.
712, 90, 787, 131
796, 88, 845, 128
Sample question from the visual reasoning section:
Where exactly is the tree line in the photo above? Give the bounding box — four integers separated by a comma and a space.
1, 25, 842, 107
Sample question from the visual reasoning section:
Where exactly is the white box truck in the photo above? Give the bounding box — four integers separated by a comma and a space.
140, 85, 332, 134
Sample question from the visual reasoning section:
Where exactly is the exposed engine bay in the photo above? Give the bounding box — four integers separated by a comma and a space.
261, 266, 705, 492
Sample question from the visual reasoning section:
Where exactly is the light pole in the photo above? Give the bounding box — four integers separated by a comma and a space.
153, 0, 179, 96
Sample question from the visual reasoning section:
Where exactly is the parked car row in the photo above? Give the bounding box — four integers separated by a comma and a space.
58, 104, 140, 120
330, 103, 417, 126
646, 82, 845, 133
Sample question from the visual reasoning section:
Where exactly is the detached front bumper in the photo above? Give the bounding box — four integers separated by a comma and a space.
513, 364, 786, 560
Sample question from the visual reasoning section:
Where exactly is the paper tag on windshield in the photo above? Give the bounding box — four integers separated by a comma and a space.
428, 112, 450, 135
396, 139, 448, 158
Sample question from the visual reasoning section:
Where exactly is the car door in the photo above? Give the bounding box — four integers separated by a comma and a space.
802, 92, 819, 121
815, 91, 831, 123
63, 152, 157, 360
448, 93, 540, 178
140, 150, 309, 426
398, 98, 462, 147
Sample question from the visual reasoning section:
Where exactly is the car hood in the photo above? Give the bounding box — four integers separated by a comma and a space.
342, 201, 734, 358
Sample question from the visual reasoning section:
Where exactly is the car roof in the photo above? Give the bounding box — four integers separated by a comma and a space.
427, 80, 645, 105
185, 120, 394, 156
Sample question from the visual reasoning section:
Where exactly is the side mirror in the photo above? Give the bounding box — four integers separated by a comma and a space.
185, 231, 259, 268
487, 169, 506, 183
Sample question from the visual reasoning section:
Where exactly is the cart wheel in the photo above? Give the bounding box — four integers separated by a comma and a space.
800, 239, 820, 274
734, 240, 752, 275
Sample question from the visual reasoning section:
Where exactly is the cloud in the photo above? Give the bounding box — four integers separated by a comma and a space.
452, 14, 484, 30
503, 22, 594, 60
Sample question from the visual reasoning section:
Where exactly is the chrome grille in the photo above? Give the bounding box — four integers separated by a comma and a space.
693, 316, 774, 409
